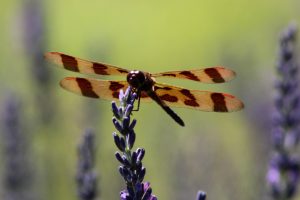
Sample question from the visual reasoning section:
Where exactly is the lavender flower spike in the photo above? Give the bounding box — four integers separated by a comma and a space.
267, 23, 300, 200
112, 87, 157, 200
1, 95, 32, 200
76, 129, 98, 200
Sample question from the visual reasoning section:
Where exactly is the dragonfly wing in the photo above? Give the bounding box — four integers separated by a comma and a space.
45, 52, 130, 76
152, 67, 236, 83
153, 83, 244, 112
60, 77, 129, 100
60, 77, 152, 102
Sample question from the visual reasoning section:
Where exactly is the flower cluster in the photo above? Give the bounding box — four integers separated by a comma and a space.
22, 0, 54, 123
267, 24, 300, 199
76, 129, 98, 200
1, 95, 32, 200
112, 87, 157, 200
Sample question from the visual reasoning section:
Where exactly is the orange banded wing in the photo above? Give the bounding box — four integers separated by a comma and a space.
45, 52, 130, 76
60, 77, 130, 100
152, 67, 236, 83
153, 83, 244, 112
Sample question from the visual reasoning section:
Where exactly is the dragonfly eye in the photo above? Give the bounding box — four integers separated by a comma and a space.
127, 70, 145, 89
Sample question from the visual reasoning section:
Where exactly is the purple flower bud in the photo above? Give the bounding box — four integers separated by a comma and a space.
135, 162, 142, 172
142, 187, 152, 200
290, 95, 300, 108
118, 107, 123, 116
138, 167, 146, 182
131, 151, 137, 165
286, 169, 299, 197
131, 93, 138, 101
129, 119, 137, 130
127, 185, 135, 196
122, 156, 131, 167
267, 164, 281, 187
135, 183, 143, 197
120, 191, 129, 200
124, 87, 131, 99
115, 152, 125, 165
119, 166, 124, 176
137, 148, 145, 162
143, 182, 150, 190
113, 133, 125, 152
124, 104, 133, 117
112, 101, 121, 119
285, 130, 300, 147
126, 90, 137, 105
131, 174, 138, 183
123, 116, 130, 130
112, 117, 124, 134
142, 182, 157, 200
119, 89, 125, 102
119, 138, 126, 152
196, 191, 206, 200
119, 166, 130, 180
272, 127, 284, 150
127, 130, 136, 150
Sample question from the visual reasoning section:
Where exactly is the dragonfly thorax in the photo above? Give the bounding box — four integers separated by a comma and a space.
127, 70, 153, 91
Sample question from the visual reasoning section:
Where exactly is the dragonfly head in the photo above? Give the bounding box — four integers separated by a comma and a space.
127, 70, 146, 89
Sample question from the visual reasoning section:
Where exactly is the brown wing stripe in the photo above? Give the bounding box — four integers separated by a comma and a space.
180, 89, 200, 107
204, 68, 225, 83
184, 99, 199, 107
76, 78, 99, 98
180, 89, 196, 100
93, 63, 108, 75
179, 71, 200, 81
161, 73, 176, 77
211, 93, 228, 112
61, 54, 79, 72
109, 81, 125, 91
154, 86, 172, 91
117, 69, 129, 74
160, 94, 178, 102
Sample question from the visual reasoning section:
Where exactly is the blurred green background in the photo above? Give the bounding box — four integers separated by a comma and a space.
0, 0, 300, 199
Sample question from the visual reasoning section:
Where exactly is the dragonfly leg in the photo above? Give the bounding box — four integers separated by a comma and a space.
132, 90, 141, 111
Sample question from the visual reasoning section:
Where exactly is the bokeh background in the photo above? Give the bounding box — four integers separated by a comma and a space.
1, 0, 300, 199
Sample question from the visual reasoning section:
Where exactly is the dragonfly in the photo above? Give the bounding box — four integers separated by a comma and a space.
45, 52, 244, 126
